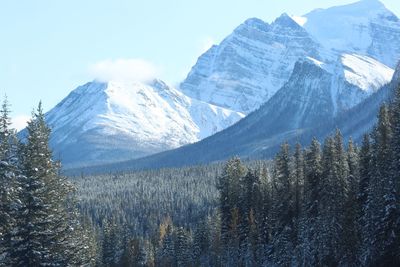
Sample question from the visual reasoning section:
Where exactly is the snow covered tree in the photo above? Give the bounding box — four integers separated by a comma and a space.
319, 136, 341, 265
298, 138, 322, 266
341, 138, 361, 265
160, 224, 175, 266
362, 105, 394, 265
217, 157, 245, 265
256, 166, 272, 265
358, 134, 372, 223
238, 170, 260, 266
120, 238, 146, 267
11, 102, 94, 266
192, 219, 210, 266
271, 142, 295, 265
385, 85, 400, 265
0, 97, 21, 266
175, 227, 191, 267
102, 219, 124, 266
292, 143, 304, 246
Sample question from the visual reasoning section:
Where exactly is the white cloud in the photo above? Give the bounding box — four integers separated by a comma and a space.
88, 58, 159, 83
12, 115, 30, 131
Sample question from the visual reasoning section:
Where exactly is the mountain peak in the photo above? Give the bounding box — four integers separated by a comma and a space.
306, 0, 390, 18
242, 17, 270, 31
273, 13, 303, 29
342, 0, 389, 14
358, 0, 384, 7
302, 0, 400, 67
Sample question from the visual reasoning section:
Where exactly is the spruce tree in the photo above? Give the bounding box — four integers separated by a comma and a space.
12, 102, 94, 266
175, 227, 190, 267
0, 97, 20, 266
319, 136, 340, 265
342, 138, 360, 266
363, 105, 394, 265
160, 224, 175, 266
271, 142, 294, 266
358, 134, 372, 223
192, 220, 210, 266
256, 166, 271, 265
299, 138, 322, 266
292, 143, 304, 247
238, 170, 259, 266
387, 85, 400, 264
217, 157, 245, 265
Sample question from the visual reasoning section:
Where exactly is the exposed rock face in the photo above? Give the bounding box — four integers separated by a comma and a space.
180, 14, 322, 114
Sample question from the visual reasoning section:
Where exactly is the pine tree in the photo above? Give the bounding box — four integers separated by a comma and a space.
11, 102, 94, 266
175, 227, 190, 267
120, 238, 146, 267
102, 219, 123, 266
358, 134, 372, 224
65, 196, 98, 266
160, 224, 175, 266
192, 220, 210, 266
386, 85, 400, 264
0, 97, 20, 266
299, 138, 322, 266
342, 138, 360, 266
271, 142, 295, 266
256, 166, 271, 265
319, 136, 339, 265
363, 105, 394, 265
217, 157, 246, 265
292, 143, 304, 246
238, 170, 260, 266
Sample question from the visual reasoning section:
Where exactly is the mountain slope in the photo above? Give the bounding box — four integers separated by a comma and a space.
43, 80, 243, 168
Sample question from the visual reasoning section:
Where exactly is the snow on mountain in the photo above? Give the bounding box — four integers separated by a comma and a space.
77, 59, 400, 175
180, 14, 322, 114
46, 80, 243, 168
180, 1, 397, 115
340, 53, 394, 93
301, 0, 400, 68
50, 0, 400, 171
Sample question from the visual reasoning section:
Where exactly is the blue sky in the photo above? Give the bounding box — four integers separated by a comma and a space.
1, 0, 399, 129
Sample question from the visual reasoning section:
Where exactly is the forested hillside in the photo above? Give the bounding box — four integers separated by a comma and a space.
1, 85, 400, 265
63, 86, 400, 266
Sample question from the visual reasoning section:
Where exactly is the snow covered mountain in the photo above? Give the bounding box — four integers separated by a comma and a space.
180, 14, 322, 114
298, 0, 400, 68
180, 0, 398, 115
77, 60, 400, 175
51, 0, 399, 171
45, 80, 243, 168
